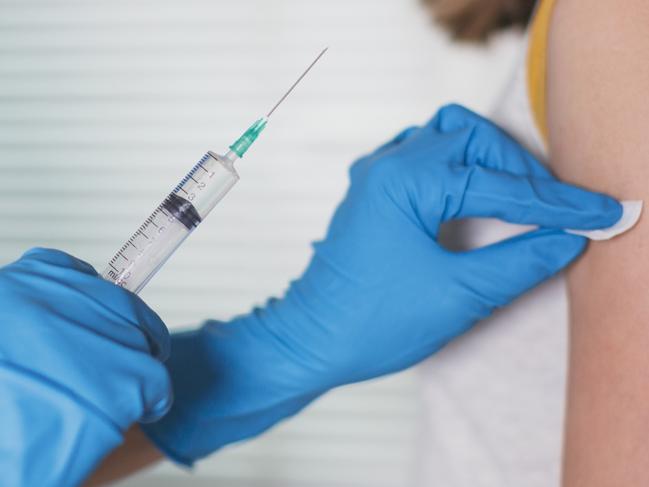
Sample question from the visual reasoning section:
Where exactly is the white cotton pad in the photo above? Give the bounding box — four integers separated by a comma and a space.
566, 200, 643, 241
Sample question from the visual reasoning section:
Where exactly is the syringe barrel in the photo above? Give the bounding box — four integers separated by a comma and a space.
102, 152, 239, 294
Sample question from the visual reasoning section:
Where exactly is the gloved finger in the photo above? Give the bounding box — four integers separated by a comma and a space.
73, 284, 173, 422
139, 361, 173, 423
351, 126, 420, 180
438, 164, 622, 230
20, 247, 97, 276
127, 291, 171, 362
369, 126, 420, 159
457, 228, 586, 308
91, 279, 171, 362
428, 104, 553, 179
12, 249, 171, 361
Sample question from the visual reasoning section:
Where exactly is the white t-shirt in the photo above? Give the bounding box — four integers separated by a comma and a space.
416, 36, 567, 487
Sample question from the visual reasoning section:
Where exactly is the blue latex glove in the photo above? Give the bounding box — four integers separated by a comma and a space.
144, 105, 622, 464
0, 248, 172, 487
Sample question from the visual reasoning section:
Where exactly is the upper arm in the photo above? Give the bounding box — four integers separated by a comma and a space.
546, 0, 649, 485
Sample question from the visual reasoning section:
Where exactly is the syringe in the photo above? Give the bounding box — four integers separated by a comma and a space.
102, 48, 328, 294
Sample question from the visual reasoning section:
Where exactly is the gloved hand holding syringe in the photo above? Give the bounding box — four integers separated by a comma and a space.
102, 48, 329, 293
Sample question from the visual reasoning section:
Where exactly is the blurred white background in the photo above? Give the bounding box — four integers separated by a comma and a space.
0, 1, 522, 485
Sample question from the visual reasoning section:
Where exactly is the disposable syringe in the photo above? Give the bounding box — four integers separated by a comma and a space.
102, 48, 328, 294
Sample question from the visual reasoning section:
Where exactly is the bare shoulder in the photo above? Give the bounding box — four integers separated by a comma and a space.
547, 0, 649, 294
547, 0, 649, 195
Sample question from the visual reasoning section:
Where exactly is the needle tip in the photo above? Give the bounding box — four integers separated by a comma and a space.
266, 47, 329, 118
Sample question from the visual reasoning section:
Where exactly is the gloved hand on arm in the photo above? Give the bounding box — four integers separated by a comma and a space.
0, 248, 172, 487
143, 104, 622, 464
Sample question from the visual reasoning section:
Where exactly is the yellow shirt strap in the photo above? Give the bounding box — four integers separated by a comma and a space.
527, 0, 557, 144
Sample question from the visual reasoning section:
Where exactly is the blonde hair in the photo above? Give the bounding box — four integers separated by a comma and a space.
423, 0, 536, 42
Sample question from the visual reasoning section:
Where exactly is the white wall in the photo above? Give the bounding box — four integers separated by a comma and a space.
0, 0, 522, 485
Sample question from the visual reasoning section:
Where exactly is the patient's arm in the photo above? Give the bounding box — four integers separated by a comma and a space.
84, 427, 161, 486
546, 0, 649, 485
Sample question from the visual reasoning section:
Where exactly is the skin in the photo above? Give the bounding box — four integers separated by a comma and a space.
546, 0, 649, 485
84, 427, 160, 486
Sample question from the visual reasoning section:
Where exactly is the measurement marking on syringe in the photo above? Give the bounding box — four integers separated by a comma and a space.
189, 175, 199, 183
178, 188, 188, 195
198, 164, 209, 173
109, 263, 118, 271
128, 241, 138, 250
136, 229, 149, 240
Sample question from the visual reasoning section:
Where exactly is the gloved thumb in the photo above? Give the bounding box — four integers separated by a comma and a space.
457, 228, 586, 309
